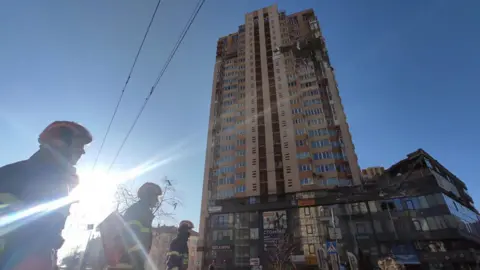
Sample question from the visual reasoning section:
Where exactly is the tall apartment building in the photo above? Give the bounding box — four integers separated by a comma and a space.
198, 4, 361, 269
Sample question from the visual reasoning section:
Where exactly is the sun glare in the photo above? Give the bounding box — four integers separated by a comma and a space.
58, 153, 181, 261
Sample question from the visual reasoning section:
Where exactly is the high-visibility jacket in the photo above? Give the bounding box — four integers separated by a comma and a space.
0, 150, 78, 269
166, 233, 189, 270
119, 200, 154, 268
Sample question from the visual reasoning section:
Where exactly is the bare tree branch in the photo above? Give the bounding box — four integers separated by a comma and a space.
266, 233, 297, 270
114, 177, 182, 223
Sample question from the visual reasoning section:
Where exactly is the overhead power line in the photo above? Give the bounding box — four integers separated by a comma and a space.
92, 0, 164, 171
107, 0, 206, 172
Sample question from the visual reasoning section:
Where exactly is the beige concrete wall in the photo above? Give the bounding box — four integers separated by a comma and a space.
245, 11, 260, 196
273, 8, 301, 193
197, 60, 223, 269
324, 65, 362, 184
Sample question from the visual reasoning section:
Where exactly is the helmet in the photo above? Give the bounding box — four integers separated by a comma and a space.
137, 182, 163, 200
39, 121, 93, 146
179, 220, 194, 230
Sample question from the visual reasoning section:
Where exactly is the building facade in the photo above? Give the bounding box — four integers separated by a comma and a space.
148, 226, 178, 270
148, 226, 200, 270
199, 148, 480, 269
189, 234, 200, 270
199, 4, 361, 268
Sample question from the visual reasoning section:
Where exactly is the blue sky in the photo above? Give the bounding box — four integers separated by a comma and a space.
1, 0, 479, 238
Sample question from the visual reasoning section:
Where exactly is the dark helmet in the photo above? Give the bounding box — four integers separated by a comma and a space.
39, 121, 93, 146
137, 182, 163, 200
178, 220, 194, 233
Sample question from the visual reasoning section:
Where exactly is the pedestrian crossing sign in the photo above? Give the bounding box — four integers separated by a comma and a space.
326, 241, 337, 254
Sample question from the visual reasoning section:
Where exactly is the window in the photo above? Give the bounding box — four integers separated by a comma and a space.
250, 228, 259, 239
299, 164, 312, 172
315, 164, 336, 173
412, 218, 430, 231
292, 108, 303, 115
236, 150, 245, 156
235, 172, 246, 180
311, 139, 330, 148
405, 200, 415, 210
295, 129, 305, 135
235, 162, 246, 168
293, 118, 304, 124
296, 140, 306, 147
296, 152, 310, 159
304, 207, 311, 216
426, 217, 438, 230
413, 220, 422, 231
308, 244, 315, 254
418, 196, 429, 208
435, 216, 448, 229
368, 201, 378, 212
235, 184, 246, 193
381, 201, 396, 211
306, 225, 313, 234
300, 178, 313, 185
356, 223, 367, 234
313, 151, 333, 160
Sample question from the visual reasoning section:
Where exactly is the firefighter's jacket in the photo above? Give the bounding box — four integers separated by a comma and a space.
121, 200, 154, 255
0, 149, 79, 268
166, 232, 189, 270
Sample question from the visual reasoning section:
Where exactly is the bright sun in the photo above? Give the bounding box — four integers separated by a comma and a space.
59, 156, 176, 257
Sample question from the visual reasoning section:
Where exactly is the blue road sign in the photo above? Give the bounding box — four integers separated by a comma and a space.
326, 241, 337, 254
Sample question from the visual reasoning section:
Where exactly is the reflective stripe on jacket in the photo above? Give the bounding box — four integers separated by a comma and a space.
121, 201, 154, 254
166, 235, 189, 270
0, 150, 78, 268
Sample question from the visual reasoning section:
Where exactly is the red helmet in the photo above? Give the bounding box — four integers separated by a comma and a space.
179, 220, 194, 230
39, 121, 93, 146
137, 182, 163, 200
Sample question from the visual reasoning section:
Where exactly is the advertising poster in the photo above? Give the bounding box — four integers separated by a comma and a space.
262, 210, 287, 244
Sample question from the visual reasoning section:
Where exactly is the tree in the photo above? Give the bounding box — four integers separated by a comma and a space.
266, 233, 297, 270
114, 177, 182, 223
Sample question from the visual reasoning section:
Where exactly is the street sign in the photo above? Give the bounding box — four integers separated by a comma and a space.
326, 241, 337, 254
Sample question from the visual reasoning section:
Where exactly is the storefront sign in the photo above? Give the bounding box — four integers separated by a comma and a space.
295, 192, 315, 199
208, 206, 222, 213
212, 245, 231, 250
298, 199, 315, 206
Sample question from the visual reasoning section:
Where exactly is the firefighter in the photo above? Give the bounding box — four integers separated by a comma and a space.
0, 121, 92, 270
166, 220, 194, 270
119, 182, 163, 270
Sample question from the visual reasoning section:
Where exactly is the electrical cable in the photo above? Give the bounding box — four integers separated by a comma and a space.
107, 0, 206, 172
91, 0, 164, 171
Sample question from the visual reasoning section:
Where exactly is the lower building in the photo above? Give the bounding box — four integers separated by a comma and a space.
361, 167, 385, 180
188, 233, 200, 270
198, 149, 480, 269
148, 226, 178, 270
148, 226, 200, 270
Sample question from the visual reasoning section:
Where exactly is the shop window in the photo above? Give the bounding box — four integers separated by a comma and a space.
381, 201, 396, 211
405, 200, 415, 210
